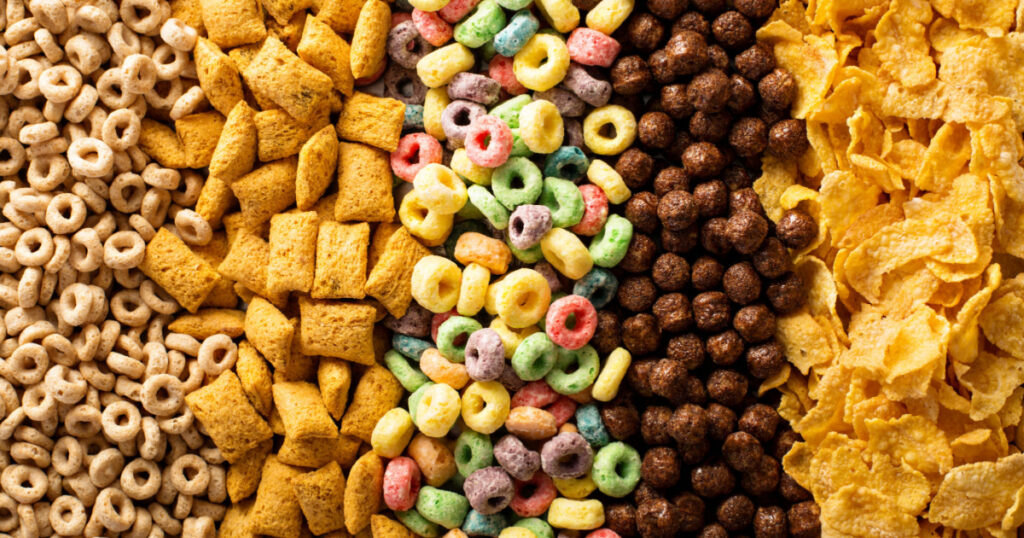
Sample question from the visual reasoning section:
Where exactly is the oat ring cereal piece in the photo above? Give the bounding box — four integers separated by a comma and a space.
120, 458, 161, 500
121, 54, 157, 94
14, 227, 54, 267
173, 209, 212, 246
101, 400, 142, 442
119, 0, 167, 35
94, 486, 136, 532
169, 453, 209, 495
197, 334, 238, 376
67, 137, 114, 178
44, 192, 86, 232
8, 343, 49, 385
44, 364, 88, 404
101, 109, 141, 151
1, 464, 47, 504
103, 230, 146, 270
140, 373, 184, 416
49, 495, 87, 535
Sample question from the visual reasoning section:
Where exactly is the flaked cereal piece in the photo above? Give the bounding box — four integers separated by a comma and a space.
256, 109, 326, 163
350, 0, 390, 79
198, 0, 267, 48
344, 451, 384, 534
316, 0, 366, 34
236, 341, 274, 416
209, 101, 258, 183
368, 222, 402, 271
337, 93, 405, 152
282, 317, 318, 381
232, 157, 299, 227
298, 126, 340, 210
371, 515, 415, 538
318, 358, 352, 420
139, 119, 188, 168
298, 15, 355, 96
171, 0, 205, 32
176, 111, 226, 169
298, 297, 376, 363
268, 212, 319, 296
243, 37, 334, 122
244, 296, 294, 370
249, 456, 304, 538
313, 221, 369, 300
194, 38, 245, 117
226, 438, 272, 502
185, 371, 274, 462
139, 228, 219, 312
218, 231, 279, 302
339, 365, 403, 442
364, 227, 430, 318
273, 381, 338, 440
195, 176, 235, 229
335, 142, 395, 222
293, 462, 348, 535
168, 308, 246, 339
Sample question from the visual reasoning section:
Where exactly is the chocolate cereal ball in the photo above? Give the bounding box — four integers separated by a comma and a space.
689, 111, 732, 142
627, 13, 666, 51
746, 340, 784, 379
683, 376, 709, 405
728, 74, 758, 113
726, 209, 769, 254
723, 262, 762, 304
707, 369, 748, 408
692, 256, 725, 290
773, 429, 801, 460
752, 237, 791, 279
637, 498, 684, 538
693, 291, 731, 332
682, 142, 727, 178
728, 117, 768, 157
701, 217, 733, 257
723, 431, 763, 472
733, 304, 775, 343
691, 461, 735, 498
667, 333, 706, 369
625, 191, 660, 234
711, 11, 753, 50
766, 272, 806, 313
612, 55, 652, 96
639, 111, 675, 149
658, 190, 699, 231
592, 310, 622, 354
607, 503, 639, 537
779, 472, 813, 503
660, 84, 694, 119
717, 494, 755, 531
653, 293, 694, 333
641, 406, 675, 446
707, 44, 730, 70
662, 225, 700, 254
758, 68, 796, 110
602, 396, 641, 440
652, 253, 690, 291
741, 455, 781, 496
620, 233, 659, 273
698, 524, 729, 538
707, 403, 737, 440
650, 358, 690, 402
788, 501, 821, 538
673, 11, 710, 36
734, 43, 776, 80
754, 506, 788, 538
687, 69, 731, 113
776, 208, 817, 249
624, 314, 661, 356
647, 49, 677, 84
768, 118, 809, 158
653, 166, 690, 196
730, 187, 765, 216
693, 180, 729, 217
619, 276, 659, 312
706, 330, 744, 365
629, 358, 656, 397
642, 447, 682, 488
735, 0, 776, 18
665, 31, 709, 76
617, 148, 656, 188
674, 492, 707, 532
669, 403, 708, 444
739, 403, 780, 443
648, 0, 689, 20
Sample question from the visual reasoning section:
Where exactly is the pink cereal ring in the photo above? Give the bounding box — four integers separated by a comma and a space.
545, 295, 597, 350
511, 380, 559, 409
438, 0, 480, 24
391, 133, 443, 182
465, 115, 513, 168
546, 396, 577, 426
489, 55, 528, 96
566, 28, 621, 68
510, 473, 557, 517
413, 9, 454, 47
431, 309, 458, 342
569, 184, 609, 236
392, 11, 413, 27
383, 457, 422, 512
587, 530, 621, 538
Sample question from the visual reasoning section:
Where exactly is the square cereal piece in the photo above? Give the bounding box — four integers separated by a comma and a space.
139, 119, 187, 168
312, 192, 339, 223
167, 308, 245, 340
139, 228, 219, 313
185, 371, 273, 462
198, 0, 266, 48
312, 221, 368, 300
223, 212, 270, 245
343, 452, 383, 534
231, 157, 298, 228
244, 296, 294, 371
267, 9, 308, 49
298, 298, 375, 363
201, 277, 239, 308
236, 341, 273, 416
371, 515, 414, 538
194, 38, 244, 116
267, 212, 319, 296
315, 0, 365, 34
297, 126, 339, 210
209, 101, 257, 183
337, 433, 363, 469
226, 438, 272, 502
194, 176, 235, 229
170, 0, 204, 33
279, 431, 338, 468
364, 227, 429, 318
272, 381, 337, 440
234, 282, 256, 304
249, 456, 304, 538
218, 230, 278, 302
336, 92, 404, 152
318, 358, 352, 420
349, 0, 389, 79
281, 317, 318, 382
191, 231, 230, 266
176, 113, 225, 170
256, 109, 323, 163
339, 365, 403, 442
243, 37, 334, 122
292, 462, 347, 535
297, 15, 355, 96
270, 407, 286, 435
368, 222, 401, 271
334, 142, 395, 223
264, 0, 314, 25
219, 500, 256, 538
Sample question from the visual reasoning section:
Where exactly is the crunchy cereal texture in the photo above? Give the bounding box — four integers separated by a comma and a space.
194, 37, 245, 116
231, 157, 298, 227
318, 358, 352, 420
256, 109, 324, 163
292, 461, 347, 535
198, 0, 267, 48
298, 15, 355, 96
311, 192, 340, 223
170, 0, 205, 32
244, 296, 294, 370
201, 277, 239, 308
243, 37, 334, 122
139, 119, 188, 168
344, 451, 384, 534
364, 226, 430, 318
249, 455, 305, 538
371, 515, 415, 538
267, 212, 319, 296
218, 500, 255, 538
185, 371, 273, 462
226, 438, 272, 503
349, 0, 390, 79
368, 222, 401, 271
281, 317, 318, 382
272, 381, 338, 440
336, 92, 405, 152
139, 228, 219, 313
297, 126, 339, 211
209, 100, 257, 183
263, 0, 314, 25
312, 221, 368, 300
175, 111, 226, 168
334, 142, 395, 222
218, 230, 277, 302
298, 298, 376, 363
315, 0, 366, 34
339, 365, 403, 442
235, 341, 274, 416
195, 175, 235, 229
167, 308, 245, 339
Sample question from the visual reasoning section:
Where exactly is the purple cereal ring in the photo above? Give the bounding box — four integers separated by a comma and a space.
494, 435, 541, 481
534, 88, 586, 118
532, 261, 564, 294
387, 21, 435, 69
465, 328, 505, 382
448, 72, 502, 106
464, 466, 515, 515
384, 65, 428, 105
508, 205, 552, 250
564, 119, 584, 150
442, 100, 487, 149
540, 432, 593, 479
498, 362, 527, 392
384, 302, 432, 338
562, 63, 612, 107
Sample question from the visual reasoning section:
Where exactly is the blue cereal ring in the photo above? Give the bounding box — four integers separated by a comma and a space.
462, 509, 507, 536
543, 146, 589, 181
393, 334, 432, 360
493, 10, 539, 57
572, 268, 618, 309
574, 403, 611, 448
404, 104, 425, 131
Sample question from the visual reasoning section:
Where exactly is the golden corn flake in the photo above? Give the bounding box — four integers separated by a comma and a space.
928, 453, 1024, 530
821, 485, 918, 537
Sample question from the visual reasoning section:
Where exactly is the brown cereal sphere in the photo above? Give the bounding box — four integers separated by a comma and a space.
692, 256, 725, 290
693, 179, 729, 218
628, 358, 656, 397
734, 43, 776, 80
754, 506, 788, 538
741, 455, 780, 496
717, 494, 755, 531
689, 111, 732, 142
687, 69, 731, 113
638, 111, 675, 149
768, 118, 809, 159
653, 166, 690, 196
733, 304, 775, 343
779, 472, 813, 503
634, 482, 663, 506
758, 102, 788, 125
620, 233, 659, 273
626, 13, 666, 51
682, 142, 727, 178
657, 190, 699, 231
691, 461, 735, 498
601, 397, 640, 440
611, 55, 652, 95
706, 330, 744, 366
680, 439, 711, 465
652, 253, 690, 291
723, 163, 755, 190
593, 310, 622, 354
746, 340, 785, 379
653, 293, 694, 333
662, 225, 700, 255
730, 187, 765, 216
736, 0, 776, 18
759, 68, 797, 111
693, 291, 732, 332
613, 92, 648, 118
752, 237, 791, 279
607, 503, 638, 537
673, 11, 710, 36
650, 358, 689, 403
637, 498, 684, 538
665, 31, 709, 76
723, 262, 762, 305
684, 375, 709, 405
776, 208, 817, 249
707, 403, 737, 440
773, 430, 801, 461
618, 276, 658, 312
766, 272, 806, 314
788, 501, 821, 538
648, 0, 688, 20
624, 191, 660, 234
701, 217, 733, 256
711, 11, 753, 50
616, 147, 655, 189
673, 492, 707, 533
660, 84, 694, 120
728, 117, 768, 157
726, 209, 769, 254
698, 524, 729, 538
707, 44, 729, 70
707, 369, 748, 408
668, 130, 695, 163
739, 403, 781, 443
623, 313, 661, 356
669, 403, 708, 445
727, 74, 758, 113
640, 405, 675, 446
667, 333, 706, 370
641, 446, 682, 488
723, 431, 763, 472
647, 49, 677, 84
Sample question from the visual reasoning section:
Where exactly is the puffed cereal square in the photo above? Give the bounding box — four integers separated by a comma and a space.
244, 296, 294, 371
218, 230, 280, 302
194, 38, 244, 117
272, 381, 337, 440
371, 515, 415, 538
279, 431, 338, 468
194, 176, 234, 229
198, 0, 267, 49
312, 221, 368, 300
170, 0, 204, 32
267, 212, 319, 296
335, 92, 405, 152
364, 227, 430, 318
185, 371, 273, 463
292, 461, 347, 535
343, 451, 383, 534
281, 317, 318, 382
249, 456, 304, 538
297, 126, 339, 211
175, 111, 226, 169
263, 0, 313, 25
231, 157, 298, 228
218, 500, 254, 538
315, 0, 366, 34
339, 365, 403, 442
139, 119, 188, 168
138, 228, 219, 313
235, 341, 273, 416
312, 192, 339, 223
255, 109, 323, 163
297, 15, 355, 96
298, 298, 376, 363
167, 309, 245, 340
318, 358, 352, 420
226, 438, 272, 502
334, 142, 395, 223
243, 37, 334, 122
209, 100, 257, 183
200, 277, 239, 308
368, 222, 401, 271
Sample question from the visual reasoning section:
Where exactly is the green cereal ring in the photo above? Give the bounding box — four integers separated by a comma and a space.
416, 486, 471, 529
591, 442, 641, 498
538, 177, 584, 228
491, 95, 533, 128
480, 39, 498, 61
385, 350, 430, 392
457, 196, 486, 220
514, 518, 555, 538
437, 316, 483, 363
506, 235, 544, 263
396, 509, 443, 537
510, 128, 534, 157
574, 403, 610, 448
493, 157, 543, 210
588, 214, 634, 268
511, 332, 557, 381
454, 0, 506, 48
446, 220, 490, 259
468, 185, 511, 230
454, 430, 494, 477
545, 345, 599, 395
496, 0, 532, 9
408, 381, 436, 423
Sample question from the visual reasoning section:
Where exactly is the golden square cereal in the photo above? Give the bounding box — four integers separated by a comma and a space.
267, 10, 308, 49
339, 365, 403, 442
255, 109, 323, 163
218, 500, 255, 538
190, 231, 230, 266
139, 119, 187, 168
234, 282, 256, 304
176, 112, 226, 169
227, 45, 281, 112
312, 221, 369, 300
194, 176, 235, 229
364, 226, 430, 318
349, 0, 390, 79
139, 228, 219, 313
281, 317, 319, 382
198, 0, 267, 48
315, 0, 366, 34
194, 37, 245, 117
292, 461, 347, 535
298, 298, 376, 363
298, 15, 355, 96
318, 358, 352, 420
218, 230, 278, 302
312, 192, 339, 223
244, 296, 294, 371
337, 433, 363, 469
343, 451, 383, 534
232, 157, 298, 228
336, 92, 405, 152
185, 371, 273, 463
167, 308, 245, 340
209, 101, 257, 183
371, 515, 415, 538
268, 212, 319, 296
223, 212, 270, 245
334, 142, 395, 222
297, 126, 339, 211
226, 438, 272, 502
368, 222, 401, 271
170, 0, 204, 33
279, 431, 336, 468
236, 341, 273, 416
273, 381, 338, 440
270, 407, 286, 435
249, 456, 304, 538
201, 277, 239, 308
243, 37, 334, 122
264, 0, 314, 25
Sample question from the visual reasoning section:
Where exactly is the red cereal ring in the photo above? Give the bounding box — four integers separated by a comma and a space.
438, 0, 479, 24
391, 133, 443, 182
465, 115, 513, 168
570, 184, 609, 236
510, 473, 557, 517
546, 395, 577, 426
392, 11, 413, 27
383, 457, 422, 512
489, 55, 528, 96
566, 28, 621, 68
431, 309, 458, 343
586, 530, 621, 538
511, 380, 559, 409
545, 295, 598, 350
413, 9, 454, 47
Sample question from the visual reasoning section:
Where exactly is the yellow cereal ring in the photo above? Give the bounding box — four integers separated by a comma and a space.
540, 228, 593, 279
535, 0, 580, 33
370, 408, 414, 458
489, 268, 551, 328
489, 319, 539, 358
582, 105, 637, 155
519, 100, 564, 154
425, 87, 451, 141
547, 498, 604, 530
418, 43, 476, 88
461, 381, 510, 434
451, 147, 493, 186
458, 263, 491, 316
399, 191, 455, 246
411, 255, 462, 313
592, 347, 631, 402
513, 34, 570, 92
586, 159, 631, 204
413, 163, 468, 215
585, 0, 634, 35
414, 383, 462, 438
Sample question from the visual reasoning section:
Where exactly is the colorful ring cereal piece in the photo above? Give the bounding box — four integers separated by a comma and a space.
553, 473, 597, 499
411, 10, 453, 48
511, 379, 559, 408
507, 236, 545, 263
461, 380, 511, 434
425, 87, 452, 140
543, 145, 589, 181
439, 0, 480, 23
385, 64, 430, 104
574, 403, 610, 448
463, 466, 514, 514
591, 347, 630, 402
458, 263, 491, 317
453, 0, 506, 48
507, 205, 552, 250
514, 518, 555, 538
585, 159, 629, 204
505, 406, 558, 440
465, 115, 514, 168
586, 530, 622, 538
394, 333, 433, 360
414, 163, 469, 214
453, 149, 495, 186
510, 473, 557, 517
588, 213, 633, 267
566, 28, 620, 67
540, 228, 593, 279
454, 430, 494, 477
396, 509, 443, 537
400, 190, 456, 246
448, 72, 502, 106
513, 34, 570, 92
384, 456, 422, 511
409, 382, 435, 423
442, 100, 487, 148
386, 349, 431, 392
538, 177, 584, 228
547, 498, 605, 530
519, 99, 564, 154
489, 54, 529, 96
372, 407, 416, 458
590, 442, 640, 498
493, 434, 541, 481
463, 510, 509, 535
392, 133, 443, 182
412, 256, 463, 313
494, 11, 540, 57
492, 157, 543, 210
511, 333, 557, 381
540, 432, 593, 479
490, 94, 532, 128
499, 525, 535, 538
585, 0, 634, 35
535, 0, 580, 33
467, 186, 510, 232
410, 0, 451, 12
582, 105, 636, 155
465, 329, 505, 381
572, 268, 617, 309
489, 268, 551, 328
414, 383, 462, 437
545, 295, 597, 350
432, 310, 459, 342
418, 43, 476, 88
570, 184, 609, 236
563, 63, 613, 108
417, 486, 471, 529
420, 348, 471, 389
389, 20, 437, 68
406, 105, 426, 130
409, 433, 458, 487
490, 319, 539, 359
545, 345, 599, 394
454, 232, 513, 274
546, 396, 577, 426
436, 316, 483, 362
